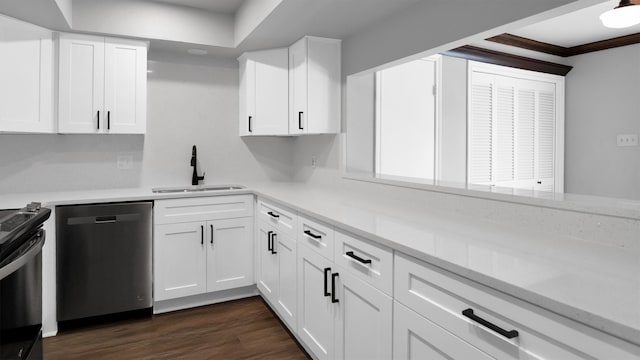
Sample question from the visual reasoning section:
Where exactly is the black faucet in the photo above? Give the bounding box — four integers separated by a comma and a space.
191, 145, 205, 186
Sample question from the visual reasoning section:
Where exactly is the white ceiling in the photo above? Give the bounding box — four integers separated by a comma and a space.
151, 0, 245, 14
512, 0, 640, 47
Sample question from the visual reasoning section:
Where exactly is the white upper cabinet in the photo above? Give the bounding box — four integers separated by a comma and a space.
0, 15, 54, 133
238, 36, 341, 136
238, 48, 289, 136
58, 33, 147, 134
289, 36, 341, 135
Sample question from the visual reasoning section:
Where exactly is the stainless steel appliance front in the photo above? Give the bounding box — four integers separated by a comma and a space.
56, 202, 153, 322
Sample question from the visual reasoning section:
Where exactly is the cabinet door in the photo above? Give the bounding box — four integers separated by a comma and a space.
394, 301, 495, 360
297, 244, 335, 360
334, 269, 392, 360
104, 38, 147, 134
58, 33, 105, 133
256, 221, 279, 303
289, 38, 307, 135
206, 217, 254, 292
238, 57, 256, 136
0, 16, 54, 133
275, 232, 297, 331
253, 48, 289, 135
154, 222, 207, 301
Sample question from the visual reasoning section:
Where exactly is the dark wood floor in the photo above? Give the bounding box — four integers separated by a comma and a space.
44, 296, 310, 360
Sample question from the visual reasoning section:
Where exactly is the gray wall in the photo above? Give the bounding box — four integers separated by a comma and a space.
0, 53, 293, 194
292, 0, 581, 188
565, 44, 640, 199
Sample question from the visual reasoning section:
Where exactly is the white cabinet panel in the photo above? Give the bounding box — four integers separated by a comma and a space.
297, 244, 335, 360
289, 36, 341, 135
0, 15, 54, 133
257, 221, 279, 302
104, 38, 147, 134
275, 231, 297, 331
154, 222, 207, 301
334, 269, 392, 360
238, 48, 288, 136
58, 33, 147, 134
58, 33, 105, 134
206, 218, 254, 292
394, 301, 495, 360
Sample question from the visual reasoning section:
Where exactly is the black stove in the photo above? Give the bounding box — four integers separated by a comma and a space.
0, 202, 50, 360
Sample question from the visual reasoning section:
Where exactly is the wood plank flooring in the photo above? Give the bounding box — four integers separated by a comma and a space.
44, 296, 310, 360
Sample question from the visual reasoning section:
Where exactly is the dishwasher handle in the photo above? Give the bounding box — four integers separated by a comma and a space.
95, 216, 117, 224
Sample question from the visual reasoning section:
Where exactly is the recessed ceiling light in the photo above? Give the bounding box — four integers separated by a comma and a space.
188, 48, 208, 55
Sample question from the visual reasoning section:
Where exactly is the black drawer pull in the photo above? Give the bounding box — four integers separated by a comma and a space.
331, 273, 339, 303
248, 116, 252, 132
267, 231, 274, 251
200, 225, 204, 245
345, 251, 372, 264
97, 110, 100, 130
267, 211, 280, 219
270, 233, 277, 255
210, 224, 214, 244
304, 230, 321, 239
323, 267, 331, 297
462, 308, 519, 339
107, 111, 111, 130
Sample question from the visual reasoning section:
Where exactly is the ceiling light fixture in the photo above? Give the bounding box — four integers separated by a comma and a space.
600, 0, 640, 28
187, 48, 208, 55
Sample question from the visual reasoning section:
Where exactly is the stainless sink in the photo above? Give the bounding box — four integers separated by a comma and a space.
151, 185, 246, 194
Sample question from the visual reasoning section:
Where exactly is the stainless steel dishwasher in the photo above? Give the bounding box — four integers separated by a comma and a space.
56, 202, 153, 323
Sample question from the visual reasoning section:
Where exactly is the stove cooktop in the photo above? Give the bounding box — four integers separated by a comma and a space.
0, 203, 51, 264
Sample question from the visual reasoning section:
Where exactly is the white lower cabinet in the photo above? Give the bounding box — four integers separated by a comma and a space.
394, 301, 494, 360
154, 196, 254, 303
154, 222, 207, 300
257, 221, 279, 301
296, 235, 392, 360
334, 269, 392, 360
297, 244, 336, 360
206, 218, 254, 292
256, 219, 298, 330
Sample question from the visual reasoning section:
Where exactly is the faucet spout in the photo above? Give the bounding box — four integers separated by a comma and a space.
191, 145, 205, 185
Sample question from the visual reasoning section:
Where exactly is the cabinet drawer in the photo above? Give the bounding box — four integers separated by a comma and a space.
298, 214, 334, 260
394, 253, 639, 360
334, 230, 392, 295
257, 199, 297, 236
155, 195, 253, 224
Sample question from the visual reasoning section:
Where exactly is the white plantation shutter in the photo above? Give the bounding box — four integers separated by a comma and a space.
535, 91, 555, 191
517, 89, 536, 182
468, 63, 562, 192
495, 86, 515, 182
469, 76, 493, 185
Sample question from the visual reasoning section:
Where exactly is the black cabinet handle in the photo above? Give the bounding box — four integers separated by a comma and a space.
200, 225, 204, 245
323, 267, 331, 297
267, 211, 280, 219
345, 251, 372, 264
107, 111, 111, 130
462, 308, 519, 339
304, 230, 321, 239
97, 110, 100, 130
298, 111, 303, 130
267, 231, 273, 252
210, 224, 214, 244
270, 233, 278, 254
248, 116, 252, 132
331, 273, 339, 303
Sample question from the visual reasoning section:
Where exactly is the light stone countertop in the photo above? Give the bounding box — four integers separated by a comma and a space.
1, 182, 638, 346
